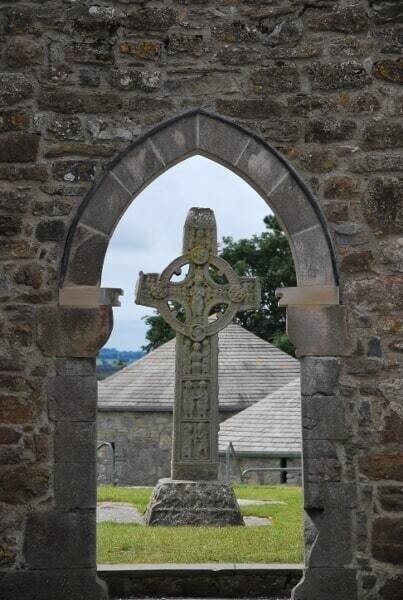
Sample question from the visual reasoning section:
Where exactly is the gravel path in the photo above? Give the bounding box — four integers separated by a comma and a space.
97, 502, 144, 524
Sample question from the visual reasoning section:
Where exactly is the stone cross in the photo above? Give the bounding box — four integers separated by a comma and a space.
136, 207, 260, 482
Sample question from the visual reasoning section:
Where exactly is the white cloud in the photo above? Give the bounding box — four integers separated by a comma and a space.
102, 155, 271, 350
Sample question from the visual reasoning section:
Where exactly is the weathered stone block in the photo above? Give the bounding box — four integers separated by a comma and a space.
48, 375, 97, 421
36, 219, 65, 242
373, 59, 403, 84
287, 305, 352, 356
47, 115, 83, 141
291, 225, 336, 286
302, 396, 350, 440
37, 306, 113, 357
301, 357, 340, 395
198, 114, 249, 167
236, 138, 287, 199
340, 250, 374, 273
66, 224, 109, 286
306, 4, 369, 33
145, 479, 244, 526
308, 508, 353, 567
268, 175, 318, 235
54, 422, 96, 463
0, 73, 33, 106
216, 98, 281, 119
125, 7, 176, 31
359, 453, 403, 480
378, 486, 403, 512
250, 64, 300, 94
380, 575, 403, 600
80, 173, 132, 236
45, 142, 115, 159
151, 115, 197, 167
0, 464, 49, 504
112, 142, 163, 196
304, 481, 357, 510
119, 40, 161, 60
293, 567, 357, 600
0, 215, 23, 237
340, 91, 381, 114
39, 90, 122, 114
109, 68, 161, 92
65, 42, 113, 64
6, 39, 44, 67
372, 517, 403, 564
363, 120, 403, 150
0, 133, 39, 163
0, 427, 21, 445
307, 61, 371, 90
24, 511, 96, 568
55, 461, 96, 509
167, 32, 205, 56
0, 396, 34, 424
0, 569, 107, 600
363, 177, 403, 234
52, 160, 96, 183
305, 119, 356, 143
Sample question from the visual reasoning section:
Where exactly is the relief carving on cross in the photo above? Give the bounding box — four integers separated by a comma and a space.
136, 207, 260, 481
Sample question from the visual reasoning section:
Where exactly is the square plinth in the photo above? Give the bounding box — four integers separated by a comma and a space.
144, 479, 244, 526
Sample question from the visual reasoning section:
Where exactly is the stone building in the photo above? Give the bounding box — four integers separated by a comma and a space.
218, 379, 302, 485
97, 323, 300, 485
1, 1, 402, 598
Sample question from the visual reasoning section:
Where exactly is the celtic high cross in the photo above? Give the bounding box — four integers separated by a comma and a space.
136, 208, 260, 482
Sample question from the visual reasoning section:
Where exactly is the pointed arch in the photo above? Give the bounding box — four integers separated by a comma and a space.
60, 109, 338, 291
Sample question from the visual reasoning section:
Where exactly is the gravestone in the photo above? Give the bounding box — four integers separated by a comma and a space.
135, 207, 260, 525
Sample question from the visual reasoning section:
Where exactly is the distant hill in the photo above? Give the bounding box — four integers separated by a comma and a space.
96, 348, 144, 380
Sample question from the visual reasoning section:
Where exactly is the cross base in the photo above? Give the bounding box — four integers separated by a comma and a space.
144, 479, 244, 526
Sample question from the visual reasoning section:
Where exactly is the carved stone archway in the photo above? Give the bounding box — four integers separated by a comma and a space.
45, 110, 354, 600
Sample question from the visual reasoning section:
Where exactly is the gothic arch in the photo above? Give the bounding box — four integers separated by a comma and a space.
60, 109, 339, 294
53, 110, 354, 600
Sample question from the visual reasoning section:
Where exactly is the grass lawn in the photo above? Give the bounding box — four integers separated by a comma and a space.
97, 484, 303, 564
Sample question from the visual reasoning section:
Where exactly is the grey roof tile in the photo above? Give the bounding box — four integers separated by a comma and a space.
218, 379, 301, 455
98, 323, 300, 410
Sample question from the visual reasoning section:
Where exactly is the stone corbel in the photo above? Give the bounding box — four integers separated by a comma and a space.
275, 286, 352, 357
59, 286, 123, 308
37, 305, 114, 357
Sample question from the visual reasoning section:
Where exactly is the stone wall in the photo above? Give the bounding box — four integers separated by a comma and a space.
0, 1, 402, 599
97, 409, 238, 485
97, 411, 173, 485
218, 455, 302, 485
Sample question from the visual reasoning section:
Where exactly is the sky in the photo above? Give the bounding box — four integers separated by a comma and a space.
101, 156, 272, 350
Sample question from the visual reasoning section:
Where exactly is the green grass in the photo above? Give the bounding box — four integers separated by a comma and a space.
97, 484, 303, 564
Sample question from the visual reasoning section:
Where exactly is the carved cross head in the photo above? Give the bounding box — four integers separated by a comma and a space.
135, 208, 260, 342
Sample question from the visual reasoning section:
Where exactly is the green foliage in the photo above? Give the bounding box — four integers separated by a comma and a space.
141, 313, 175, 353
97, 484, 303, 564
142, 215, 296, 355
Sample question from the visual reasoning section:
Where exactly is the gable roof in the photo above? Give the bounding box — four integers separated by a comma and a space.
218, 378, 301, 456
98, 323, 300, 411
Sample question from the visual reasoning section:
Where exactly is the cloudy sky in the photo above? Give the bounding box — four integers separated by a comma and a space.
101, 156, 272, 350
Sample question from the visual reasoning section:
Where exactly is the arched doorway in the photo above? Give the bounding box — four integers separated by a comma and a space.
49, 110, 353, 600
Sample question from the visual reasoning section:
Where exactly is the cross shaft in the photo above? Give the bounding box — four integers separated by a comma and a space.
136, 207, 260, 480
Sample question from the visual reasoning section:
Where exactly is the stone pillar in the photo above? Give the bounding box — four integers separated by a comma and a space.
278, 287, 357, 600
1, 294, 120, 600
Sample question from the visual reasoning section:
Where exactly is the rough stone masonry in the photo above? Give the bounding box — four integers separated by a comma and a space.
0, 1, 402, 600
135, 207, 259, 525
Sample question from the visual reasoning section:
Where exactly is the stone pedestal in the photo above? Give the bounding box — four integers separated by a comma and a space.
144, 479, 244, 526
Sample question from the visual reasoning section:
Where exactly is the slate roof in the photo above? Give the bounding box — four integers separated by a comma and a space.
98, 323, 300, 411
218, 379, 301, 456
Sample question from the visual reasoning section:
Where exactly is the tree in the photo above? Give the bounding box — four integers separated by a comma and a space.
142, 215, 296, 355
